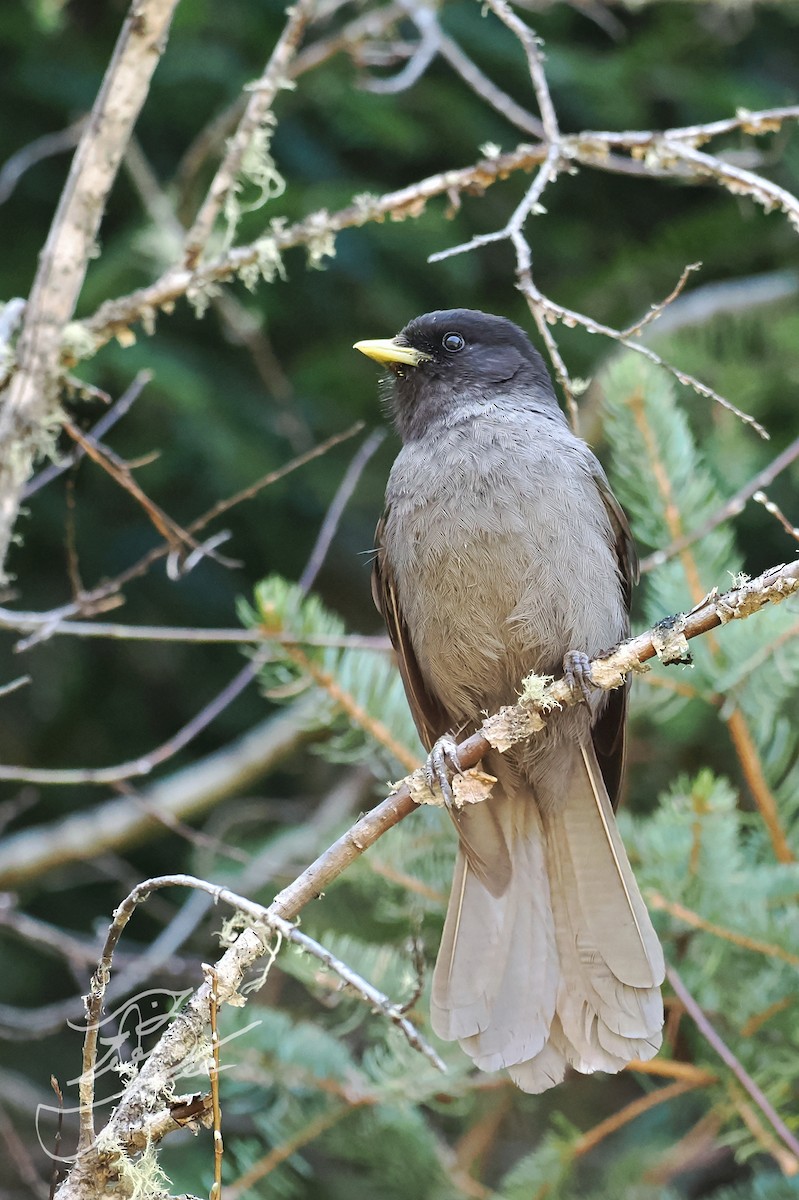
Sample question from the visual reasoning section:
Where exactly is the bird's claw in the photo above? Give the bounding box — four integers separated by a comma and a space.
563, 650, 596, 705
425, 734, 463, 808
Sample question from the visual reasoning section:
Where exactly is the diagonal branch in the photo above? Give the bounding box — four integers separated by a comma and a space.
271, 558, 799, 917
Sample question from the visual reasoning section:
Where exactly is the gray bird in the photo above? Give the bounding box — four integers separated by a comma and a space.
355, 309, 664, 1093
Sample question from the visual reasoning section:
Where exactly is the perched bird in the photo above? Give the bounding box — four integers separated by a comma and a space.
355, 309, 664, 1093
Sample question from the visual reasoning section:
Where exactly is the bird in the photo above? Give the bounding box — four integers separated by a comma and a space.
354, 308, 664, 1093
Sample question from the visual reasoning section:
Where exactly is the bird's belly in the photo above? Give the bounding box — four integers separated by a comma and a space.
393, 512, 581, 723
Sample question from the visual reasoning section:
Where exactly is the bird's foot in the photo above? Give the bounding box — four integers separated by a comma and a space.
563, 650, 596, 705
425, 734, 463, 808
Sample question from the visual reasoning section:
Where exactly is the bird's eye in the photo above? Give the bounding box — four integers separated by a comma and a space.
442, 332, 465, 353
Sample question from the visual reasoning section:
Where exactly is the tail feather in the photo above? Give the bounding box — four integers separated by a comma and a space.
431, 796, 558, 1064
430, 739, 664, 1092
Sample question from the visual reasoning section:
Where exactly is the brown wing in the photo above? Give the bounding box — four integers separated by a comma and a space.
372, 510, 451, 752
591, 473, 638, 810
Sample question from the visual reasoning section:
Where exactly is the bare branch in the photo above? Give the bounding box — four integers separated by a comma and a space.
753, 490, 799, 544
0, 0, 179, 581
641, 432, 799, 573
22, 371, 151, 500
0, 700, 321, 889
183, 0, 317, 266
299, 428, 386, 594
271, 557, 799, 918
484, 0, 559, 142
0, 657, 266, 786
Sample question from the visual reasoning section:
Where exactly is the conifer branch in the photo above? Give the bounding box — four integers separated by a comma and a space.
647, 893, 799, 967
621, 389, 793, 861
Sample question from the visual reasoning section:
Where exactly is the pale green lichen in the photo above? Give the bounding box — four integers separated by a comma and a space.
61, 320, 100, 364
92, 1133, 173, 1200
518, 671, 557, 707
223, 114, 286, 250
237, 233, 287, 292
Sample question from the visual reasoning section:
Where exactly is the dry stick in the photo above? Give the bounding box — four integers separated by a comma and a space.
61, 418, 200, 562
641, 432, 799, 573
484, 0, 559, 143
182, 0, 317, 266
0, 0, 179, 582
205, 966, 223, 1200
621, 262, 702, 338
4, 421, 364, 646
270, 558, 799, 920
23, 370, 152, 499
753, 490, 799, 544
76, 873, 442, 1150
363, 3, 440, 94
299, 428, 386, 594
667, 965, 799, 1161
663, 140, 799, 234
0, 610, 388, 650
0, 655, 264, 785
437, 31, 544, 139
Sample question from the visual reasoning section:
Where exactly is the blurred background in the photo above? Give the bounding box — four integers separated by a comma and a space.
1, 0, 798, 1196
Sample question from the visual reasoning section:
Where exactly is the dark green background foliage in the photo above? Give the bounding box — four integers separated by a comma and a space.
1, 0, 798, 1196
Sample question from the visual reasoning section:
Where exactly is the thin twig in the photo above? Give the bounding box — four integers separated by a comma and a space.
0, 118, 86, 206
438, 32, 544, 139
362, 5, 440, 94
205, 966, 223, 1200
753, 490, 799, 544
0, 608, 388, 650
518, 276, 769, 438
667, 965, 799, 1161
484, 0, 559, 142
6, 422, 365, 645
271, 557, 799, 917
641, 432, 799, 572
0, 657, 264, 785
621, 262, 702, 338
23, 371, 152, 499
299, 428, 386, 594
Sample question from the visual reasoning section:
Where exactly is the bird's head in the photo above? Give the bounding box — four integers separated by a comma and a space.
354, 309, 559, 441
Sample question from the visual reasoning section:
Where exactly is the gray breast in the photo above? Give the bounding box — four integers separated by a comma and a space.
382, 417, 626, 722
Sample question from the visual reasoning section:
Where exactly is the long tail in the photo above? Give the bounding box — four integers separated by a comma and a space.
430, 740, 664, 1093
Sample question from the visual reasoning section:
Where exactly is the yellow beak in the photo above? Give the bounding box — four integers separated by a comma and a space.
353, 337, 431, 368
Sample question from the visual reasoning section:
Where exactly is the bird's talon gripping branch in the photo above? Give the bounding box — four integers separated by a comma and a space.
425, 734, 462, 807
562, 649, 596, 705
